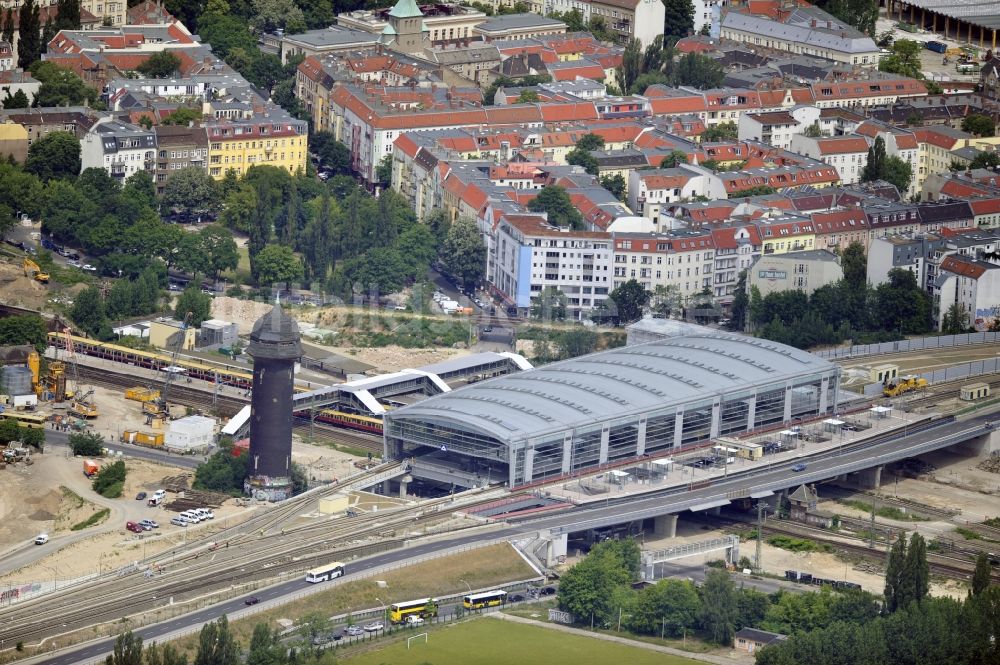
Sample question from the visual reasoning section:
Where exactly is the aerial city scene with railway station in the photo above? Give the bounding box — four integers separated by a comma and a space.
0, 0, 998, 661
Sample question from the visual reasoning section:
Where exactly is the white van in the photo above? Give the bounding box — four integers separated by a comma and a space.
152, 489, 166, 500
194, 508, 214, 520
34, 533, 49, 545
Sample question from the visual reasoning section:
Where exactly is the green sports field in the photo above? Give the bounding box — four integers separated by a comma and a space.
341, 618, 703, 665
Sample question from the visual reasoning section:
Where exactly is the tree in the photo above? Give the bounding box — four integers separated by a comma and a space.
0, 314, 48, 351
144, 643, 187, 665
672, 52, 724, 90
901, 532, 929, 608
246, 624, 281, 665
817, 0, 877, 36
17, 0, 40, 69
25, 131, 80, 181
194, 441, 249, 494
941, 302, 969, 334
375, 154, 392, 189
970, 152, 1000, 170
803, 122, 824, 138
600, 173, 626, 201
54, 0, 80, 30
253, 243, 303, 286
250, 0, 306, 34
199, 225, 239, 279
862, 137, 886, 184
2, 88, 30, 109
701, 122, 738, 142
557, 540, 636, 628
440, 216, 486, 289
162, 167, 218, 217
699, 569, 738, 645
29, 61, 98, 107
883, 156, 913, 194
618, 38, 643, 95
660, 150, 688, 169
105, 631, 143, 665
1, 8, 13, 46
730, 270, 748, 330
841, 240, 867, 289
872, 268, 931, 335
566, 146, 600, 175
962, 113, 995, 137
972, 552, 992, 596
527, 185, 584, 230
884, 533, 907, 613
627, 579, 701, 636
160, 107, 203, 126
310, 131, 352, 176
69, 431, 105, 456
175, 286, 212, 327
516, 89, 539, 103
531, 287, 567, 321
608, 279, 650, 324
92, 459, 126, 498
0, 418, 19, 445
71, 287, 107, 337
194, 615, 240, 665
879, 39, 922, 79
730, 184, 777, 198
576, 133, 605, 152
662, 0, 693, 39
20, 427, 44, 451
136, 51, 181, 78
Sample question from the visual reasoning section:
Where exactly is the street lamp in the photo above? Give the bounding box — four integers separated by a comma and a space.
459, 579, 472, 593
375, 596, 388, 624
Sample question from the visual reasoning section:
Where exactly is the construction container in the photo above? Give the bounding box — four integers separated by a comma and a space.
83, 459, 99, 476
125, 388, 161, 403
0, 366, 33, 397
318, 494, 350, 514
869, 363, 898, 384
960, 382, 991, 401
121, 430, 164, 446
165, 415, 216, 453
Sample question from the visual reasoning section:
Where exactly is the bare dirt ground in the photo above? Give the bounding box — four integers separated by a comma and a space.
0, 449, 248, 584
0, 258, 51, 311
289, 438, 373, 484
209, 296, 473, 373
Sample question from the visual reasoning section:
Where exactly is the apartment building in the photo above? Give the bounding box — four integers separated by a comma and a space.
80, 118, 157, 179
627, 166, 723, 220
491, 213, 613, 317
612, 229, 715, 299
205, 116, 307, 179
788, 135, 870, 184
153, 124, 208, 194
935, 254, 1000, 330
275, 26, 381, 65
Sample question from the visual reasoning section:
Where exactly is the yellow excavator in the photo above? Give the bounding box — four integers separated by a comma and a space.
23, 258, 49, 283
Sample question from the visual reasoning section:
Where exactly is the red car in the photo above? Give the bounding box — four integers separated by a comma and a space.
125, 521, 144, 533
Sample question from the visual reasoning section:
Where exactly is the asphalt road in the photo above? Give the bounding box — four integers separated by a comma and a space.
43, 430, 202, 470
31, 410, 997, 664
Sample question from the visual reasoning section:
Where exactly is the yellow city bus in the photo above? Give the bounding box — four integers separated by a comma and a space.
389, 598, 437, 623
1, 412, 46, 429
462, 589, 507, 610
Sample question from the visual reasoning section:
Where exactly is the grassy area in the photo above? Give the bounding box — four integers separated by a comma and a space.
838, 499, 927, 522
60, 486, 85, 509
984, 517, 1000, 529
340, 618, 704, 665
767, 535, 833, 553
169, 543, 536, 658
954, 526, 997, 543
71, 508, 110, 531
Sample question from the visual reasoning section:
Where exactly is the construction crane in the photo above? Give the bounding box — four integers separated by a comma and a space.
63, 328, 98, 418
22, 258, 49, 283
145, 312, 192, 425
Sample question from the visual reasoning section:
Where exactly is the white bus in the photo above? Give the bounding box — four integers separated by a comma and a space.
305, 561, 345, 583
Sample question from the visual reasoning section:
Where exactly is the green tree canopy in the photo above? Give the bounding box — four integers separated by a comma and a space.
662, 0, 693, 39
660, 150, 688, 169
25, 131, 80, 181
69, 431, 105, 456
160, 107, 203, 126
699, 568, 739, 645
175, 286, 212, 327
607, 279, 650, 324
701, 122, 738, 142
440, 216, 486, 289
162, 167, 219, 216
673, 52, 724, 89
962, 113, 995, 137
527, 185, 584, 230
29, 61, 100, 107
531, 286, 568, 321
136, 51, 182, 78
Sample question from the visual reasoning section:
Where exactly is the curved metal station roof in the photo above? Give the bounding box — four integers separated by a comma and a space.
900, 0, 1000, 30
386, 333, 837, 442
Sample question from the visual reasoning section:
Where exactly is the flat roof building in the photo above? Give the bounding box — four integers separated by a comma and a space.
385, 332, 840, 486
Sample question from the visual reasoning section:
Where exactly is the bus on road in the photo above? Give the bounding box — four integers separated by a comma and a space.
304, 561, 345, 583
389, 598, 437, 623
462, 589, 507, 610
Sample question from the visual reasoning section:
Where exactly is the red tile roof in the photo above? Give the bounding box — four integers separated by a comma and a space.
940, 255, 990, 279
816, 137, 869, 154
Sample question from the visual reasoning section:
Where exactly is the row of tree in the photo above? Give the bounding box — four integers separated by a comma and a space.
618, 35, 724, 95
730, 242, 936, 349
103, 615, 339, 665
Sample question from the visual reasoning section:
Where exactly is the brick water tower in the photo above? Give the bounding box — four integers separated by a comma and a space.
244, 303, 301, 501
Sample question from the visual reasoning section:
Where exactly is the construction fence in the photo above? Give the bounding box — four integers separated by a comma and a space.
815, 331, 1000, 361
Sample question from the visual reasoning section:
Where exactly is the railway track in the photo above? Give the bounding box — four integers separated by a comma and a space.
892, 373, 1000, 412
1, 484, 493, 646
72, 364, 383, 454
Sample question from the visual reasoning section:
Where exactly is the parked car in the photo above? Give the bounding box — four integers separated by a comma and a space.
540, 586, 556, 596
363, 621, 384, 632
67, 260, 81, 268
194, 508, 214, 520
135, 492, 147, 501
82, 264, 96, 271
125, 521, 144, 533
170, 517, 188, 527
405, 615, 424, 626
245, 596, 260, 605
508, 593, 525, 602
34, 533, 49, 545
344, 625, 364, 636
792, 463, 807, 472
139, 519, 159, 529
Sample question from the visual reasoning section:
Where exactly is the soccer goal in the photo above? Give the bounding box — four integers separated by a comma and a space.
406, 633, 428, 650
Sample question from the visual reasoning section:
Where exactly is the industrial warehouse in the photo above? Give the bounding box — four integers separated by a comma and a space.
384, 332, 841, 487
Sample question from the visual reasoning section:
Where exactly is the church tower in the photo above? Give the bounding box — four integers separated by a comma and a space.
384, 0, 427, 54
